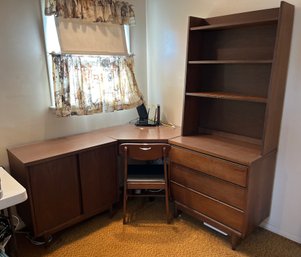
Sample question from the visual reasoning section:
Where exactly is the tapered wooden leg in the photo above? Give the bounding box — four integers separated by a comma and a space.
123, 187, 127, 224
230, 234, 241, 250
165, 190, 171, 224
109, 204, 117, 218
173, 204, 182, 218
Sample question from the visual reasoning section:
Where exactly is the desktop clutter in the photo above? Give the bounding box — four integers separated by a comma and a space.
135, 103, 160, 127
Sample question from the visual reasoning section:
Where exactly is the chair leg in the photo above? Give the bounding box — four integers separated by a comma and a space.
123, 187, 127, 224
165, 190, 171, 224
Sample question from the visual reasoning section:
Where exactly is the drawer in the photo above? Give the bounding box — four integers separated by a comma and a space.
170, 163, 246, 210
171, 183, 244, 232
170, 146, 248, 187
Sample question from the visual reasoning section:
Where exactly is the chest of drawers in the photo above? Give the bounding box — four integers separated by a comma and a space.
169, 136, 277, 249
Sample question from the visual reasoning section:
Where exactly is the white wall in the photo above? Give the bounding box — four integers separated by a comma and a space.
129, 0, 147, 101
146, 0, 301, 243
0, 0, 147, 168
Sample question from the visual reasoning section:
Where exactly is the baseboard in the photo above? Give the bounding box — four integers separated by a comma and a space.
260, 222, 301, 244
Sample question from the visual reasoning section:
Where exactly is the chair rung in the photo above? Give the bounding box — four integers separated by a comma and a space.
127, 182, 165, 190
127, 178, 165, 182
128, 194, 165, 197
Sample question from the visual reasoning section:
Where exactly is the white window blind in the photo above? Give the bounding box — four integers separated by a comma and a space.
56, 18, 128, 55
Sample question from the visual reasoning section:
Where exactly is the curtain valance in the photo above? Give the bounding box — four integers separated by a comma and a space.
45, 0, 135, 25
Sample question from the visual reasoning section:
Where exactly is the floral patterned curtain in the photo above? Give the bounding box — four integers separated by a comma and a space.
45, 0, 135, 25
52, 55, 143, 116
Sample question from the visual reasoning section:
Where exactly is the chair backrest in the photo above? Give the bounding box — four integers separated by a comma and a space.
119, 143, 170, 161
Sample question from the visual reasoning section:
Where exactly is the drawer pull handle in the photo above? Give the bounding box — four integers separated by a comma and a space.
139, 147, 152, 151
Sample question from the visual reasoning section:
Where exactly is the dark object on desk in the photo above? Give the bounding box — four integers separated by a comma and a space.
156, 105, 160, 126
119, 143, 171, 224
135, 103, 160, 126
135, 119, 157, 126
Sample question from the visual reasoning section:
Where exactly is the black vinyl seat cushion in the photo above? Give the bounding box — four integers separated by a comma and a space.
128, 164, 164, 181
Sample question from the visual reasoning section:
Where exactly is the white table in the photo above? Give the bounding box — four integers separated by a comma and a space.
0, 167, 27, 209
0, 167, 27, 256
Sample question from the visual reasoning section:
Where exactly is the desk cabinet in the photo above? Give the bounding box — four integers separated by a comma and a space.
28, 155, 82, 236
79, 144, 117, 217
7, 134, 118, 239
7, 125, 181, 239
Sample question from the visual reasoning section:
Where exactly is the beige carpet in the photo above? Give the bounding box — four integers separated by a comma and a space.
17, 199, 301, 257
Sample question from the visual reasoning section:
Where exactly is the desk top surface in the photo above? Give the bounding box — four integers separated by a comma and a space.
102, 124, 181, 141
8, 124, 181, 165
0, 167, 27, 209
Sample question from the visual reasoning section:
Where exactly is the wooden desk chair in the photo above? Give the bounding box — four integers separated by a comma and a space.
119, 143, 171, 224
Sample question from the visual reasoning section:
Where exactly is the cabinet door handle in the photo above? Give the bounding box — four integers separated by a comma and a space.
139, 147, 152, 151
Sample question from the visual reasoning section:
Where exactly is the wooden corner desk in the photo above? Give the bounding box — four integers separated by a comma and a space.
7, 124, 181, 240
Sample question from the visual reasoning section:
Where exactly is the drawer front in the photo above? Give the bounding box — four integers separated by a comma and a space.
170, 146, 248, 187
171, 183, 244, 232
170, 163, 246, 210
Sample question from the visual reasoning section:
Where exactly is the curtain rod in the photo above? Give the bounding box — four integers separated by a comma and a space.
49, 52, 134, 57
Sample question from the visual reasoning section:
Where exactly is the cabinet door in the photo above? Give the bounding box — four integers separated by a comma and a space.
29, 155, 81, 236
79, 143, 117, 216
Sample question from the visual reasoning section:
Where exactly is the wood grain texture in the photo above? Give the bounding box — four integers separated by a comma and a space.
104, 124, 181, 142
198, 99, 266, 139
7, 125, 181, 165
244, 151, 277, 235
170, 145, 248, 186
7, 131, 117, 165
28, 155, 81, 236
189, 23, 277, 61
174, 201, 242, 238
204, 7, 279, 25
79, 144, 118, 217
181, 96, 201, 136
188, 60, 272, 64
190, 18, 277, 31
185, 92, 267, 103
262, 2, 295, 154
7, 125, 180, 238
173, 2, 294, 248
186, 63, 272, 99
170, 163, 247, 210
171, 182, 244, 231
169, 135, 261, 165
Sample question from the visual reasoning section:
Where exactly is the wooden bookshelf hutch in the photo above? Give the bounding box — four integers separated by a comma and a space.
169, 1, 294, 249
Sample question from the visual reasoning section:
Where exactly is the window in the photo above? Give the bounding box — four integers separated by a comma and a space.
41, 0, 143, 116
